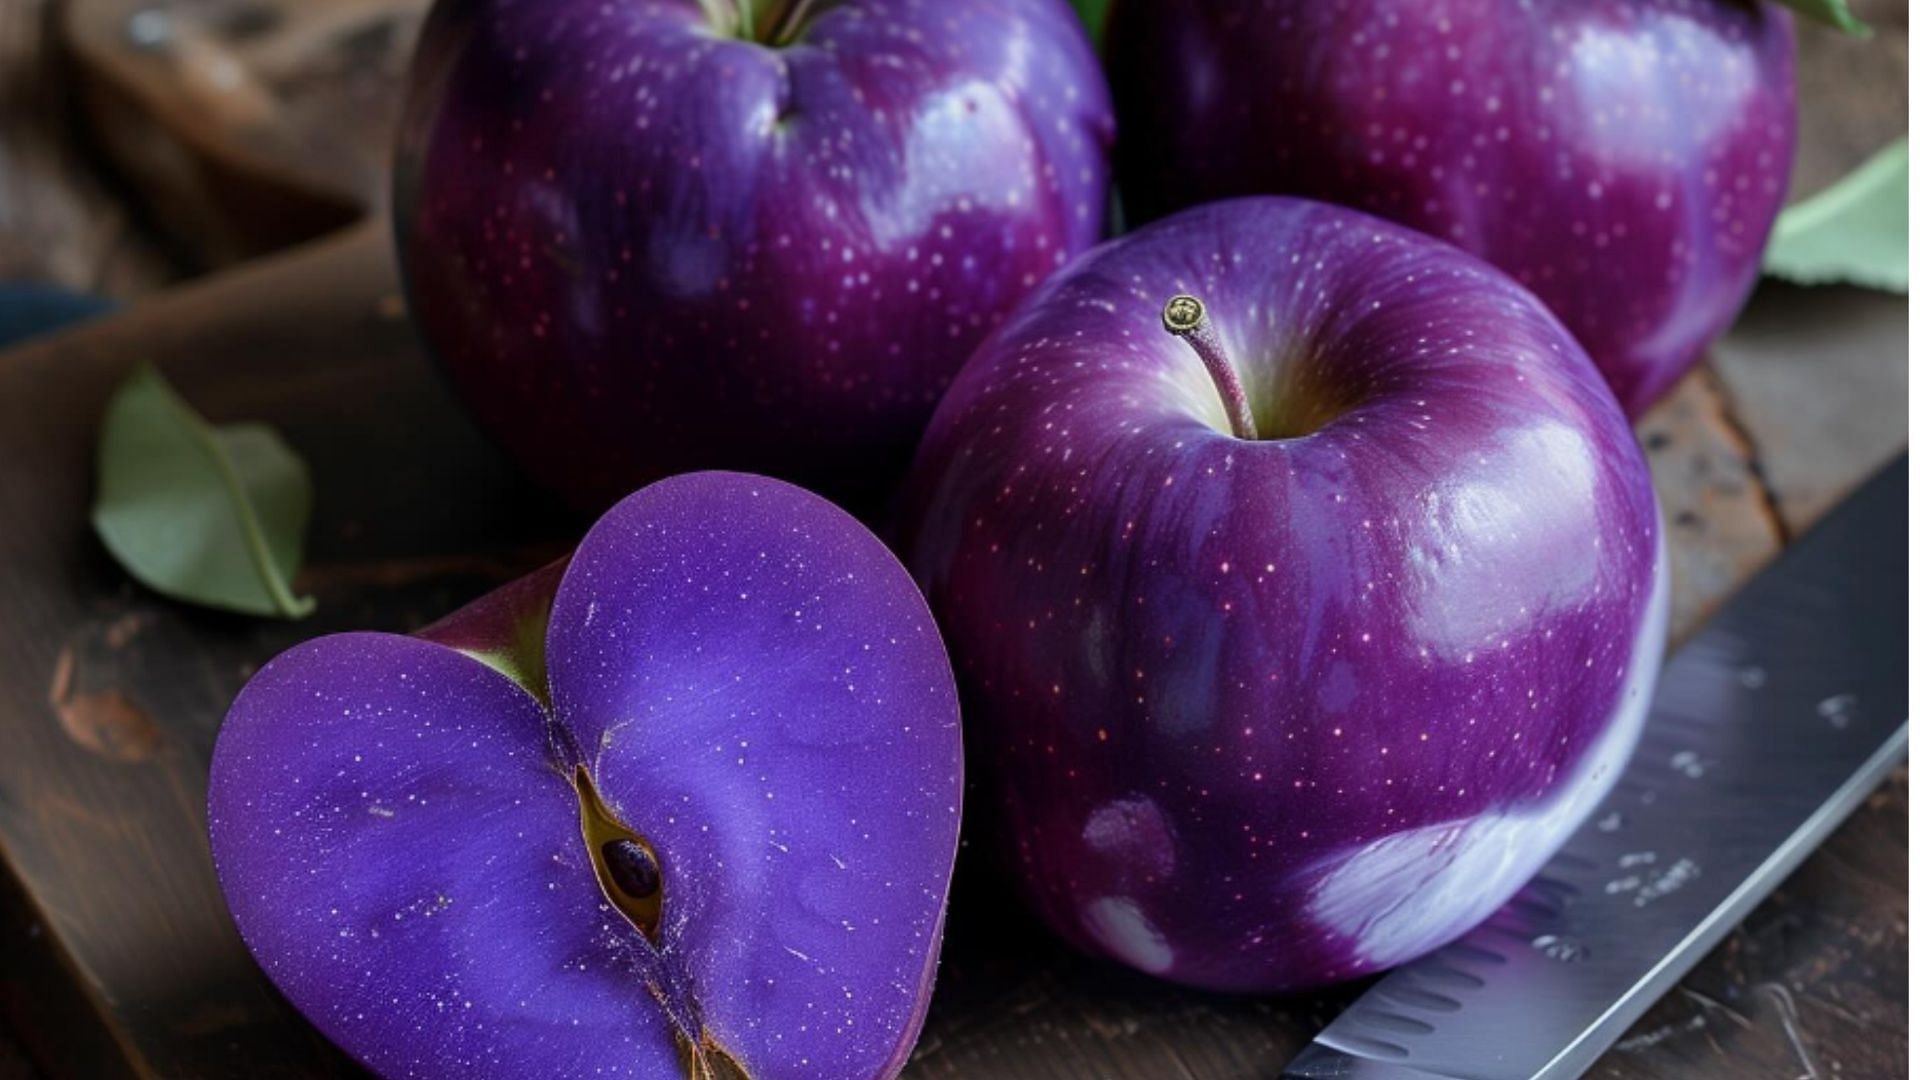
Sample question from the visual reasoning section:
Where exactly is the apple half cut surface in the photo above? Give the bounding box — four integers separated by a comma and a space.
209, 472, 963, 1079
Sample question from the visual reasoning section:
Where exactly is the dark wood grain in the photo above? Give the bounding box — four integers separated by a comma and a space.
0, 0, 180, 297
1635, 370, 1784, 648
64, 0, 424, 267
1711, 282, 1910, 535
0, 223, 1904, 1080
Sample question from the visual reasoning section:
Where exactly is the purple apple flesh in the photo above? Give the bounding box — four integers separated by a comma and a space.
209, 473, 963, 1078
394, 0, 1114, 510
1107, 0, 1797, 418
902, 197, 1669, 992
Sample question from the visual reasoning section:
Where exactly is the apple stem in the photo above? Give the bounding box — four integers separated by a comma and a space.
698, 0, 739, 35
746, 0, 784, 41
770, 0, 822, 44
1162, 294, 1259, 440
723, 0, 822, 43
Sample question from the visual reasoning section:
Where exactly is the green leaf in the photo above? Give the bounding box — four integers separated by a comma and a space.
92, 362, 315, 618
1070, 0, 1109, 41
1764, 137, 1908, 293
1771, 0, 1871, 36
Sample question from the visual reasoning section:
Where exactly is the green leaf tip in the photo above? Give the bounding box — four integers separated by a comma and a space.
1772, 0, 1871, 36
92, 362, 316, 619
1764, 136, 1908, 294
1070, 0, 1109, 42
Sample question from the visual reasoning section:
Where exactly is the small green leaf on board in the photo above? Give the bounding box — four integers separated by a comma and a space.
92, 362, 316, 618
1764, 137, 1908, 293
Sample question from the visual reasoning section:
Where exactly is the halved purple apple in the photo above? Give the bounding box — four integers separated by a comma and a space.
209, 473, 963, 1078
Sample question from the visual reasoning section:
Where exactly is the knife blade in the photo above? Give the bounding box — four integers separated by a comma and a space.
1283, 453, 1910, 1080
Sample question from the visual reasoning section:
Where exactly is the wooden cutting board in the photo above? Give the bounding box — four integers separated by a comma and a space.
0, 222, 1904, 1079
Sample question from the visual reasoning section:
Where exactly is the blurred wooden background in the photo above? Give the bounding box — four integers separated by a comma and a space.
0, 1, 1905, 1078
0, 0, 420, 295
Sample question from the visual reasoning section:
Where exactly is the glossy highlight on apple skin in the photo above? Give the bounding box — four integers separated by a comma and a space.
208, 473, 963, 1078
901, 197, 1669, 992
394, 0, 1113, 511
1108, 0, 1796, 418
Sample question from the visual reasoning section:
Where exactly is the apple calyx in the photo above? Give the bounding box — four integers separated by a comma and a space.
1161, 294, 1260, 440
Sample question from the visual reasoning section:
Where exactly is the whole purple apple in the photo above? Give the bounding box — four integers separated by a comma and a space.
394, 0, 1113, 510
901, 197, 1668, 992
1106, 0, 1796, 418
209, 473, 963, 1077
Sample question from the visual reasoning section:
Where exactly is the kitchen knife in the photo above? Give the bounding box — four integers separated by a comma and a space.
1284, 453, 1910, 1080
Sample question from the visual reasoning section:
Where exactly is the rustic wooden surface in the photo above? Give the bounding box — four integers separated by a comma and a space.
0, 0, 180, 297
0, 0, 1907, 1076
63, 0, 420, 266
0, 218, 1904, 1079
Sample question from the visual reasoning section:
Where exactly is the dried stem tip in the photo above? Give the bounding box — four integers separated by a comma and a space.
1161, 294, 1259, 441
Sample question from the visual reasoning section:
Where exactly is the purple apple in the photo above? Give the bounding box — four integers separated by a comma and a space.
901, 197, 1668, 992
209, 473, 963, 1077
394, 0, 1114, 510
1106, 0, 1796, 418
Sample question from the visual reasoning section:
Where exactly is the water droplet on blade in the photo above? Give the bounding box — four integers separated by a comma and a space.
1669, 750, 1707, 779
1531, 934, 1589, 962
1816, 694, 1856, 729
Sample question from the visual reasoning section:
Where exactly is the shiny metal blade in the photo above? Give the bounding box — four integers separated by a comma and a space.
1284, 454, 1909, 1080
